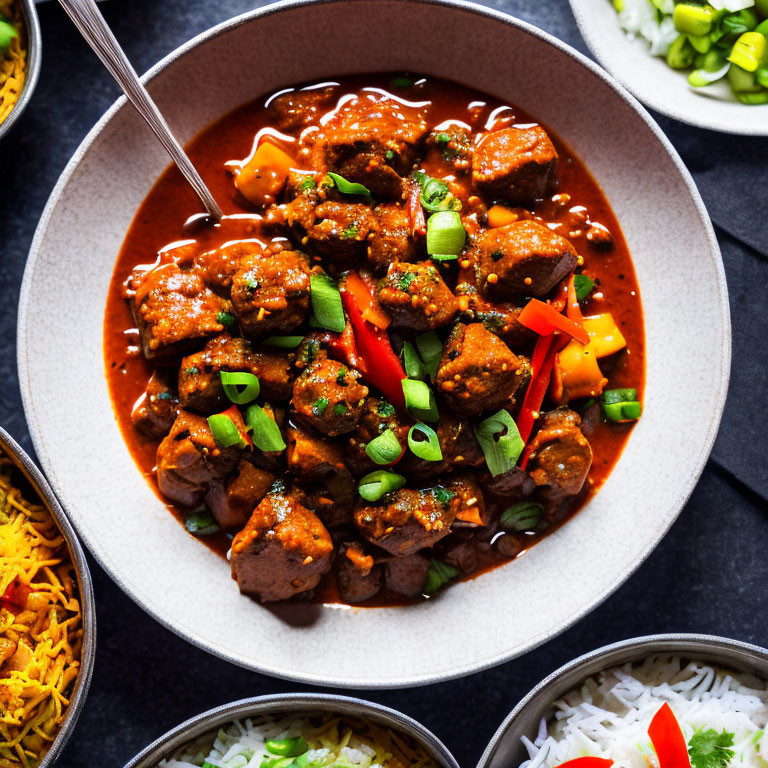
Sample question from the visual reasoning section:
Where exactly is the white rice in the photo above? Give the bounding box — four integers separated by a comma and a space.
520, 655, 768, 768
158, 714, 421, 768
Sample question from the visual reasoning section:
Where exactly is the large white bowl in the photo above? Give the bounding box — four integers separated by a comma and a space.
18, 0, 729, 688
569, 0, 768, 135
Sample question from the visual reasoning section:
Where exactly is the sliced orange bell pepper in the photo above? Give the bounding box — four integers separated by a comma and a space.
343, 271, 392, 330
487, 204, 520, 228
235, 140, 295, 204
518, 298, 589, 345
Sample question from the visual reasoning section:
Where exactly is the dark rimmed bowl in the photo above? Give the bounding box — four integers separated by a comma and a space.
123, 693, 460, 768
477, 633, 768, 768
0, 427, 95, 767
0, 0, 41, 140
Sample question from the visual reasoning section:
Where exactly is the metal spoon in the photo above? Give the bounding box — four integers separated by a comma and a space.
58, 0, 223, 221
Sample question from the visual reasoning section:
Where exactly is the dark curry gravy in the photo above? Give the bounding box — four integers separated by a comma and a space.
104, 74, 644, 607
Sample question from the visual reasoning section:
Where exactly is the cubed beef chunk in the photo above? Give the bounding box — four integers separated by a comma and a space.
156, 410, 240, 507
336, 541, 382, 603
312, 93, 429, 199
302, 201, 377, 267
231, 250, 310, 336
485, 466, 536, 500
526, 409, 592, 503
205, 460, 275, 531
472, 125, 558, 205
230, 492, 333, 602
195, 240, 262, 295
133, 263, 228, 359
292, 358, 368, 436
131, 370, 179, 439
376, 261, 458, 331
447, 473, 486, 525
269, 85, 337, 131
346, 397, 410, 476
385, 553, 430, 597
436, 322, 528, 416
368, 204, 416, 271
427, 125, 474, 172
474, 221, 577, 299
178, 334, 293, 413
399, 411, 484, 479
354, 486, 458, 556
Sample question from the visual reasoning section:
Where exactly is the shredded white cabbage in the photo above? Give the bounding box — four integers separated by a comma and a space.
617, 0, 678, 56
709, 0, 755, 11
518, 655, 768, 768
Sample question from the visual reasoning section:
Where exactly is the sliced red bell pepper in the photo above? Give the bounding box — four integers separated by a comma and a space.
344, 271, 391, 330
517, 333, 556, 448
327, 321, 366, 375
220, 405, 253, 451
2, 578, 30, 612
408, 178, 427, 238
340, 289, 407, 411
518, 298, 589, 345
556, 759, 614, 768
648, 703, 689, 768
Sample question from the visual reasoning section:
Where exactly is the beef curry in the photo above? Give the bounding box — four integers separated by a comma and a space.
104, 74, 644, 607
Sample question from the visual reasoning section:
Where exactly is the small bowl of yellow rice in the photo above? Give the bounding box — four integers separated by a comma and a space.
0, 427, 95, 768
0, 0, 40, 140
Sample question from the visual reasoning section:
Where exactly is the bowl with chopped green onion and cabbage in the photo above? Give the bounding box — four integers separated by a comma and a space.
569, 0, 768, 133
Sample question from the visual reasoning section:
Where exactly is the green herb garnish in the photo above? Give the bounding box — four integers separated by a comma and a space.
312, 397, 329, 416
688, 729, 735, 768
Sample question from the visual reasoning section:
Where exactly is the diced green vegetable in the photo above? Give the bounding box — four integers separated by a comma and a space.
402, 378, 439, 422
244, 404, 286, 452
473, 410, 524, 477
601, 388, 642, 422
0, 20, 17, 52
573, 274, 595, 301
426, 211, 466, 259
402, 341, 428, 380
728, 31, 766, 72
365, 429, 403, 465
185, 510, 219, 536
310, 273, 346, 333
667, 34, 696, 69
674, 5, 714, 37
407, 422, 443, 462
423, 559, 460, 595
266, 738, 309, 758
358, 470, 406, 501
262, 335, 305, 349
325, 172, 372, 203
220, 371, 260, 405
500, 501, 544, 532
208, 413, 247, 449
416, 331, 443, 381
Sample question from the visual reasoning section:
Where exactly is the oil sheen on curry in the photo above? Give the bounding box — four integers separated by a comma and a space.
105, 74, 645, 607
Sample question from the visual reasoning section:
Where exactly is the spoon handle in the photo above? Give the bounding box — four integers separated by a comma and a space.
58, 0, 223, 221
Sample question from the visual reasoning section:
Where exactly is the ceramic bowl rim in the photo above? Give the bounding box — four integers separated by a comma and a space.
567, 0, 768, 136
0, 0, 42, 141
17, 0, 730, 688
476, 633, 768, 768
0, 427, 96, 767
122, 693, 461, 768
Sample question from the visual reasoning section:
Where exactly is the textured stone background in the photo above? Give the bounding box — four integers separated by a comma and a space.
0, 1, 766, 766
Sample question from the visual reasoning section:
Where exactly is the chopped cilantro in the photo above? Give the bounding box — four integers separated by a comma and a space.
184, 366, 200, 376
156, 391, 173, 401
217, 311, 236, 328
336, 366, 348, 385
385, 150, 395, 161
398, 272, 416, 292
688, 729, 735, 768
574, 273, 595, 301
333, 402, 349, 416
433, 486, 456, 506
423, 559, 459, 595
312, 397, 329, 416
435, 132, 451, 144
341, 225, 358, 240
490, 250, 504, 262
300, 177, 317, 191
377, 401, 395, 418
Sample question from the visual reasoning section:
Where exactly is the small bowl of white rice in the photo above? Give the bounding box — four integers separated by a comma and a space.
122, 694, 459, 768
478, 634, 768, 768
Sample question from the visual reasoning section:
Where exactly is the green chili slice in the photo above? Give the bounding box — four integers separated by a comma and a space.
423, 559, 460, 595
473, 409, 524, 477
326, 172, 372, 203
266, 738, 309, 758
402, 378, 439, 422
310, 273, 345, 333
220, 371, 260, 405
208, 413, 247, 449
500, 501, 544, 532
358, 470, 406, 502
407, 422, 443, 462
244, 404, 286, 452
365, 429, 403, 465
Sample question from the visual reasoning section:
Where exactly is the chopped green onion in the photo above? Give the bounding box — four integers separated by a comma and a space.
407, 423, 443, 462
244, 404, 286, 452
391, 76, 413, 89
500, 501, 544, 532
377, 400, 395, 418
673, 4, 713, 37
0, 20, 19, 53
402, 378, 439, 422
310, 273, 345, 333
326, 172, 372, 203
601, 388, 642, 422
402, 341, 428, 380
262, 335, 304, 348
573, 274, 595, 302
430, 254, 459, 262
208, 413, 247, 449
666, 34, 696, 69
427, 211, 466, 259
358, 470, 406, 502
333, 402, 349, 416
365, 429, 403, 465
423, 559, 459, 595
473, 409, 524, 477
185, 510, 219, 536
220, 371, 260, 405
300, 178, 316, 191
435, 132, 451, 144
312, 397, 329, 416
416, 331, 443, 381
217, 311, 237, 329
432, 485, 456, 506
414, 171, 462, 213
266, 738, 309, 758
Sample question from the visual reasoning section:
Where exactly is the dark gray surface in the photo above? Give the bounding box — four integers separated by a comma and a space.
0, 1, 766, 766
